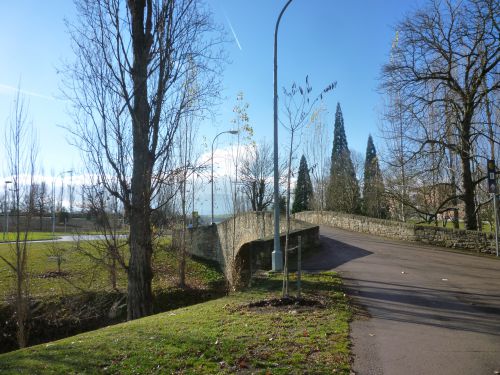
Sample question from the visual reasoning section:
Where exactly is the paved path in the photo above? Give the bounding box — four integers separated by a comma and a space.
303, 225, 500, 375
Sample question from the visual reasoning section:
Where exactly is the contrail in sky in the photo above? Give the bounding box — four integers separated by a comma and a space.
0, 83, 56, 101
224, 12, 242, 51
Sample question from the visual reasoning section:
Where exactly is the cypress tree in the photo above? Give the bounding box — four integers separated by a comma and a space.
292, 155, 313, 214
326, 103, 360, 213
363, 135, 387, 218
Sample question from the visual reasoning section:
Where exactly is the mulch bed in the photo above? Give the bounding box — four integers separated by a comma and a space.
247, 296, 324, 308
37, 271, 71, 279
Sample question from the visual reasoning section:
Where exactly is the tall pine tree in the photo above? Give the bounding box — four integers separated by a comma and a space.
292, 155, 313, 214
326, 103, 360, 213
363, 135, 387, 218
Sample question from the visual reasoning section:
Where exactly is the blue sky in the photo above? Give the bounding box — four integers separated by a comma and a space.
0, 0, 424, 211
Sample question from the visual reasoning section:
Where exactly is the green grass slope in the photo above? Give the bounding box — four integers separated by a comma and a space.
0, 272, 351, 374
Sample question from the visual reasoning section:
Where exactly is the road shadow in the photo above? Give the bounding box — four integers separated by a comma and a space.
302, 235, 373, 271
302, 228, 500, 337
342, 277, 500, 337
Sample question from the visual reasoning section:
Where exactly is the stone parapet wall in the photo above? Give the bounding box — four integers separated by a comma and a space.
413, 225, 496, 253
293, 211, 416, 241
184, 212, 320, 286
294, 211, 497, 254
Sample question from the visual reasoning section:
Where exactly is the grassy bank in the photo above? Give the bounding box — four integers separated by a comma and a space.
0, 272, 351, 374
0, 238, 226, 353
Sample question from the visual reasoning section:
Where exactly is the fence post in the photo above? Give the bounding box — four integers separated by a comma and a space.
297, 235, 302, 298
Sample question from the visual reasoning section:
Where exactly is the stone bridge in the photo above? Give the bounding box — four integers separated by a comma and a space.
183, 211, 319, 287
183, 210, 497, 287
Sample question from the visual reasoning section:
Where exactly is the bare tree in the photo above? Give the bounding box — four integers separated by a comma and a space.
281, 77, 334, 296
175, 73, 200, 288
76, 179, 127, 291
240, 141, 274, 212
304, 102, 331, 211
63, 0, 223, 319
381, 0, 500, 230
381, 95, 465, 225
350, 150, 365, 192
225, 92, 252, 287
0, 90, 38, 348
32, 181, 49, 231
45, 242, 68, 274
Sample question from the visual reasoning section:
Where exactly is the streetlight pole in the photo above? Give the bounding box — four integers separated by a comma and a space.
4, 180, 12, 240
52, 170, 73, 238
273, 0, 293, 271
211, 130, 239, 225
69, 170, 74, 217
51, 178, 56, 238
59, 170, 73, 210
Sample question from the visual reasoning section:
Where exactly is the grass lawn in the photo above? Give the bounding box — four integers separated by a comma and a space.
0, 237, 224, 301
0, 272, 351, 374
0, 232, 69, 243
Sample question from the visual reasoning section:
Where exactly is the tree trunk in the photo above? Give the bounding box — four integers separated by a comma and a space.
15, 209, 29, 348
126, 0, 155, 320
462, 159, 477, 230
127, 197, 153, 319
460, 114, 477, 230
110, 254, 117, 290
283, 131, 294, 297
127, 128, 154, 319
179, 173, 187, 288
16, 288, 28, 348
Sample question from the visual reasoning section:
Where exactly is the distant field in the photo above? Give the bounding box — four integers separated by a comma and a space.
0, 230, 130, 243
0, 232, 66, 243
0, 236, 222, 301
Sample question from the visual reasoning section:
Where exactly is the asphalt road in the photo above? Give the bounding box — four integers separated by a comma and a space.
302, 225, 500, 375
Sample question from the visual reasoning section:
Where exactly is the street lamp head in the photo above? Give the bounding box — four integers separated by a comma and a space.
5, 181, 12, 184
228, 130, 239, 135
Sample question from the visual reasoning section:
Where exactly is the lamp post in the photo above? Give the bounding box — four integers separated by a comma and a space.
59, 170, 73, 210
211, 130, 239, 225
4, 180, 12, 240
51, 178, 56, 238
68, 170, 74, 217
53, 170, 73, 235
60, 170, 73, 232
272, 0, 294, 271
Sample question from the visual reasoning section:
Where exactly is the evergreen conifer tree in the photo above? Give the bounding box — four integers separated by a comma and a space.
292, 155, 313, 214
326, 103, 360, 212
363, 135, 387, 218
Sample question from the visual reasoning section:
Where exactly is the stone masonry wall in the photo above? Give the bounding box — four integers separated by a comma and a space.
294, 211, 497, 254
236, 225, 320, 285
185, 212, 319, 286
